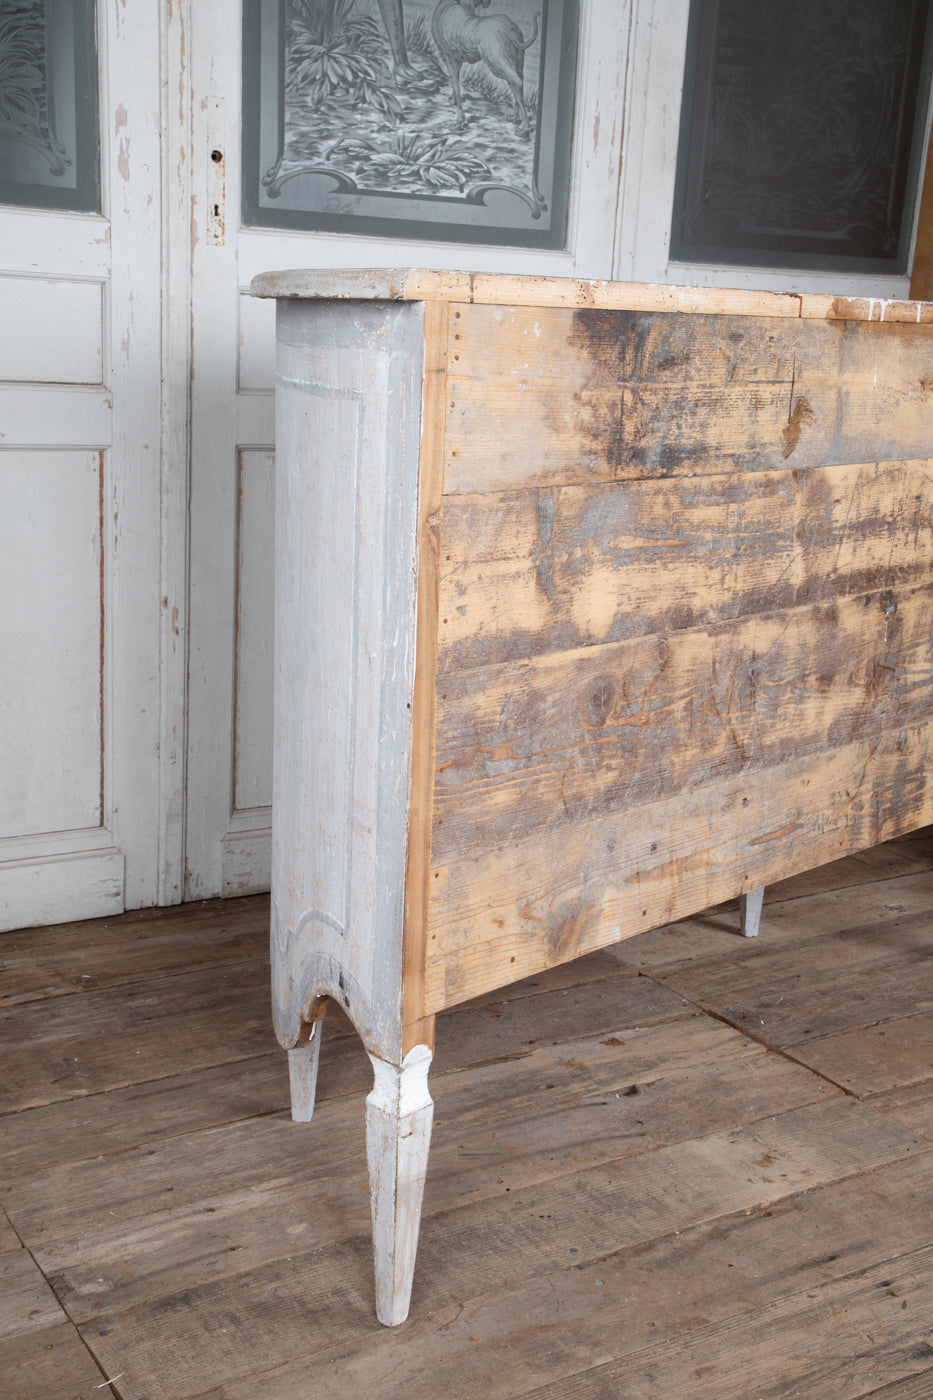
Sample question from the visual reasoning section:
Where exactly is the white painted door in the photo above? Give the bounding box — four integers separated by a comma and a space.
0, 2, 174, 928
183, 0, 630, 897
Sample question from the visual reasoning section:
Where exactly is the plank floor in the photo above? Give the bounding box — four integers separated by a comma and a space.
2, 831, 932, 1400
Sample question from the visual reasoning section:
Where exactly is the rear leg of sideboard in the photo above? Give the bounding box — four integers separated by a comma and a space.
740, 886, 765, 939
366, 1035, 436, 1326
287, 1006, 327, 1122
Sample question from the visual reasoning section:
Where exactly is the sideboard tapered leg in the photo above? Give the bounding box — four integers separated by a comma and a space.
365, 1044, 434, 1326
740, 886, 765, 938
287, 1021, 323, 1122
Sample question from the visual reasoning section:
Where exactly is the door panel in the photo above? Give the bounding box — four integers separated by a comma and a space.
0, 450, 103, 839
0, 0, 167, 930
184, 0, 629, 898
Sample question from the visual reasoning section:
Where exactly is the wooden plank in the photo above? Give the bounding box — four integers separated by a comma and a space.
0, 955, 667, 1183
184, 1150, 933, 1400
651, 934, 933, 1052
251, 268, 808, 318
0, 1322, 111, 1400
433, 584, 933, 863
805, 294, 933, 325
0, 961, 278, 1112
75, 1098, 924, 1400
0, 1054, 291, 1183
426, 723, 933, 1013
436, 461, 933, 670
610, 867, 933, 975
862, 1375, 933, 1400
401, 298, 448, 1052
874, 1080, 933, 1143
0, 895, 269, 1007
448, 302, 933, 386
6, 983, 696, 1320
0, 1251, 67, 1341
795, 1015, 933, 1098
443, 306, 933, 494
0, 1208, 19, 1253
507, 1245, 933, 1400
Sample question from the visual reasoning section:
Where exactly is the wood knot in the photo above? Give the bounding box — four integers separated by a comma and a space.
782, 395, 814, 458
583, 677, 617, 728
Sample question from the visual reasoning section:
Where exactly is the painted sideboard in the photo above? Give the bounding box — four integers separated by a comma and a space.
251, 268, 933, 1325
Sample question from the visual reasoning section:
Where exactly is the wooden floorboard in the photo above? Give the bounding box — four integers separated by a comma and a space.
0, 830, 931, 1399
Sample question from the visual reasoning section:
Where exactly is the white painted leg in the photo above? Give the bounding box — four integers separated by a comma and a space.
287, 1021, 323, 1122
365, 1044, 434, 1326
740, 886, 765, 939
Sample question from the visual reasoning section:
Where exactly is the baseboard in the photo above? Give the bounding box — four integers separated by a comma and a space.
0, 847, 125, 931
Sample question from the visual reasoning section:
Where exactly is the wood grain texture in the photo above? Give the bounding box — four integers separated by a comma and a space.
256, 267, 933, 325
436, 460, 933, 670
510, 1245, 933, 1400
425, 724, 933, 1012
0, 1323, 111, 1400
401, 299, 448, 1054
75, 1099, 924, 1399
0, 1250, 66, 1340
0, 962, 276, 1113
432, 583, 933, 862
3, 840, 932, 1398
443, 304, 933, 494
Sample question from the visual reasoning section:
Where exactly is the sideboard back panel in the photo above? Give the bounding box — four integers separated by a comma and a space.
424, 302, 933, 1013
443, 306, 933, 493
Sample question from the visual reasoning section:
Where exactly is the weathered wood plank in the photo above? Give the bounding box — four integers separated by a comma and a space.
426, 724, 933, 1012
0, 1250, 67, 1341
183, 1150, 933, 1400
794, 1015, 933, 1098
610, 867, 933, 975
644, 908, 933, 1052
0, 955, 669, 1185
271, 298, 426, 1066
433, 583, 933, 862
0, 962, 278, 1113
76, 1099, 924, 1400
508, 1244, 933, 1400
253, 268, 809, 318
436, 460, 933, 669
0, 1207, 19, 1253
0, 895, 269, 1008
449, 303, 933, 386
0, 1054, 291, 1182
444, 306, 933, 494
0, 1322, 111, 1400
874, 1080, 933, 1143
6, 986, 700, 1321
402, 299, 447, 1055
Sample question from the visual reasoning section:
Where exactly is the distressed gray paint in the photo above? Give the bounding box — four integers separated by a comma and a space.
270, 297, 426, 1066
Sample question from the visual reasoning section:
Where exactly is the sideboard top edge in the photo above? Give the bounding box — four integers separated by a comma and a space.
250, 268, 933, 322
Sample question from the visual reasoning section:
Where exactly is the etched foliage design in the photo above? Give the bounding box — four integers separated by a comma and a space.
0, 0, 68, 176
0, 0, 98, 211
267, 0, 546, 217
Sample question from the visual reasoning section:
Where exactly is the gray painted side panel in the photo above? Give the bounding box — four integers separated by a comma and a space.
271, 298, 425, 1065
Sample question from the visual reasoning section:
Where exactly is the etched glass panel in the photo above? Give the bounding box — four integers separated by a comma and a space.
242, 0, 578, 248
671, 0, 933, 273
0, 0, 99, 212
